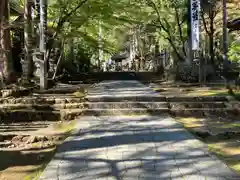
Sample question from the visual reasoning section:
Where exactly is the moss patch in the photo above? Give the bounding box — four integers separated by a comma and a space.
221, 123, 240, 129
187, 89, 229, 96
0, 148, 56, 180
23, 148, 56, 180
53, 121, 76, 132
188, 89, 240, 99
0, 121, 76, 180
72, 91, 85, 97
72, 88, 86, 98
208, 142, 240, 174
176, 117, 203, 128
152, 88, 167, 92
176, 117, 240, 175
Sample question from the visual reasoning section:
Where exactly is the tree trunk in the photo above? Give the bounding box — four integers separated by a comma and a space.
0, 0, 4, 84
39, 0, 47, 89
222, 0, 230, 90
154, 42, 159, 72
187, 0, 193, 64
68, 38, 74, 62
32, 0, 40, 78
175, 7, 186, 57
199, 52, 204, 84
222, 0, 228, 65
209, 8, 215, 65
130, 28, 137, 71
129, 29, 135, 70
35, 0, 40, 46
0, 0, 14, 83
98, 21, 103, 71
52, 51, 63, 80
139, 49, 144, 71
23, 0, 34, 82
209, 32, 214, 64
129, 34, 133, 70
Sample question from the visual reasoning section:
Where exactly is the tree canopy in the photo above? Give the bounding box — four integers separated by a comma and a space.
0, 0, 239, 85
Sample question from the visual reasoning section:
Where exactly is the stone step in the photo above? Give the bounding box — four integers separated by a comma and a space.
0, 107, 238, 122
171, 108, 239, 117
82, 108, 170, 116
87, 95, 167, 102
84, 102, 169, 109
33, 89, 81, 95
1, 101, 237, 111
149, 83, 226, 88
0, 103, 85, 110
169, 102, 229, 109
166, 96, 229, 102
84, 101, 234, 109
0, 109, 84, 122
33, 85, 89, 94
87, 95, 229, 102
0, 97, 85, 104
81, 108, 239, 116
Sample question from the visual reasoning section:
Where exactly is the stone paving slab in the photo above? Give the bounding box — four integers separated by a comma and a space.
40, 80, 239, 180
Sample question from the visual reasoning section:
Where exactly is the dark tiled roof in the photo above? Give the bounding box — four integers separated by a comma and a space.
228, 18, 240, 31
111, 51, 129, 61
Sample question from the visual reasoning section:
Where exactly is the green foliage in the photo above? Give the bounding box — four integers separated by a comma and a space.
11, 0, 239, 71
144, 0, 188, 60
228, 39, 240, 62
47, 0, 150, 67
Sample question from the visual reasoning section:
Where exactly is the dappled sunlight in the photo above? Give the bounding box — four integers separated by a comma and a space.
0, 147, 55, 180
208, 142, 240, 174
177, 115, 240, 135
176, 115, 240, 174
177, 117, 203, 128
41, 115, 239, 179
152, 86, 231, 97
88, 80, 160, 98
39, 80, 239, 179
1, 0, 239, 180
187, 89, 229, 97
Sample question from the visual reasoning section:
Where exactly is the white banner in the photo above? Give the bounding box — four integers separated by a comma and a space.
191, 0, 200, 50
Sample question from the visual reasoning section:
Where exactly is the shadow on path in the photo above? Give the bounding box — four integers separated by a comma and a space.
44, 116, 239, 180
40, 80, 239, 180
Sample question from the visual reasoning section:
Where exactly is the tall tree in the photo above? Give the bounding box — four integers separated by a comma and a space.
201, 0, 221, 64
0, 0, 14, 83
23, 0, 34, 82
146, 0, 188, 62
98, 21, 103, 71
39, 0, 47, 89
222, 0, 228, 66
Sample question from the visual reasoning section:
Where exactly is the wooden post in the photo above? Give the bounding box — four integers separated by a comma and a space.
39, 0, 47, 89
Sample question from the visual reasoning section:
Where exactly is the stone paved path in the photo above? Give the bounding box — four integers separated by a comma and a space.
40, 80, 239, 180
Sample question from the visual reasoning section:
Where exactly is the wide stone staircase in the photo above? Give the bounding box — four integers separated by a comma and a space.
84, 95, 239, 117
84, 81, 240, 118
0, 84, 88, 122
0, 80, 239, 123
